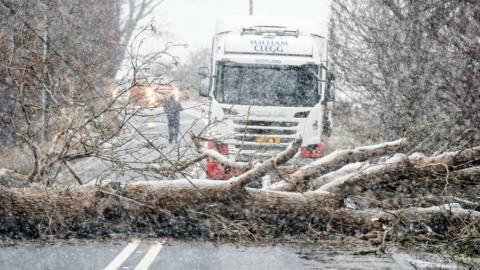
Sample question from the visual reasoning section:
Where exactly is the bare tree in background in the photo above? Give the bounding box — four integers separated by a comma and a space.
329, 0, 480, 153
0, 0, 184, 183
0, 0, 164, 145
168, 47, 211, 97
111, 0, 165, 74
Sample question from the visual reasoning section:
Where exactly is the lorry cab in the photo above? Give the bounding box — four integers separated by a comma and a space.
199, 16, 335, 179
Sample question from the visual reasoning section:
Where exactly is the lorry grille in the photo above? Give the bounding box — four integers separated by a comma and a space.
233, 144, 287, 151
234, 128, 296, 136
233, 136, 295, 143
228, 118, 300, 162
233, 120, 298, 127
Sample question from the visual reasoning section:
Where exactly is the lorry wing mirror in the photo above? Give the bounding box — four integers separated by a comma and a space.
326, 72, 336, 102
199, 78, 210, 97
198, 66, 209, 77
198, 66, 210, 98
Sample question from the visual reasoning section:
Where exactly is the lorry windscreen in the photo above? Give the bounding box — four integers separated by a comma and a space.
215, 63, 319, 107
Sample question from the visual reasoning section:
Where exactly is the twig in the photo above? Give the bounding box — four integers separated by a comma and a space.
63, 160, 84, 185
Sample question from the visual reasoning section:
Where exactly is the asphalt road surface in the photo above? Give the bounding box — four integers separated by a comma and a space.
0, 240, 415, 270
59, 100, 209, 184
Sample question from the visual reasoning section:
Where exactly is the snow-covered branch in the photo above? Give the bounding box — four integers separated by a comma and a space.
270, 138, 406, 192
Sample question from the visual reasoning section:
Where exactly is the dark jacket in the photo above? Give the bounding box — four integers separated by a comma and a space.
164, 98, 182, 121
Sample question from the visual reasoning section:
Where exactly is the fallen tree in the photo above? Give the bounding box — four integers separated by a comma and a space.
0, 139, 479, 259
314, 146, 480, 194
269, 138, 407, 192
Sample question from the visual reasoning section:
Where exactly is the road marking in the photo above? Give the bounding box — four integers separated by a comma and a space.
104, 241, 140, 270
134, 241, 165, 270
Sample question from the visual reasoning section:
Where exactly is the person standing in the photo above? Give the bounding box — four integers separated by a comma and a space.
164, 90, 183, 144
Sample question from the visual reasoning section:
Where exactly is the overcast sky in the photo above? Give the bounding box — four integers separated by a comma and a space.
141, 0, 331, 58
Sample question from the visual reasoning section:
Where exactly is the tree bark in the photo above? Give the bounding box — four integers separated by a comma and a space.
270, 138, 406, 192
314, 146, 480, 194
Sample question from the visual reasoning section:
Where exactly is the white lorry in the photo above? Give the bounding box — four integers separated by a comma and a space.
198, 16, 335, 179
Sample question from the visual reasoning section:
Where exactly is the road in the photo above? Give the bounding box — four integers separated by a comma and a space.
59, 100, 209, 184
0, 239, 415, 270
